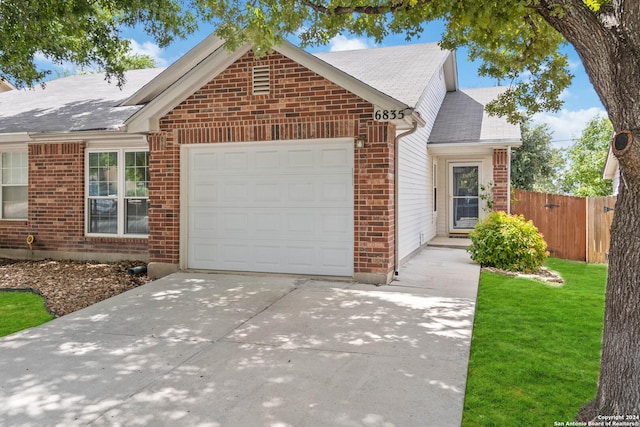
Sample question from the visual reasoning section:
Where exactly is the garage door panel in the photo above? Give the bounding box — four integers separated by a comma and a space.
254, 149, 281, 169
321, 148, 350, 167
321, 182, 349, 202
222, 151, 249, 170
287, 149, 315, 168
253, 213, 281, 232
220, 243, 252, 266
319, 246, 352, 269
253, 245, 282, 269
190, 209, 218, 237
190, 242, 220, 266
192, 182, 218, 203
322, 214, 350, 234
255, 183, 281, 201
187, 140, 353, 276
223, 182, 249, 201
220, 212, 249, 234
190, 238, 352, 275
192, 153, 219, 173
201, 174, 351, 206
191, 208, 352, 240
287, 183, 315, 202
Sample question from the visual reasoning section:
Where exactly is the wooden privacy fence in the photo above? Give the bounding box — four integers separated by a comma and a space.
510, 189, 616, 263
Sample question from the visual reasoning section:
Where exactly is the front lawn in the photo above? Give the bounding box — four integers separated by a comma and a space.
0, 291, 54, 337
462, 258, 607, 426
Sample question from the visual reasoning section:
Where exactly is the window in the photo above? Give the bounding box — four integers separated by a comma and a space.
87, 150, 149, 236
1, 152, 28, 219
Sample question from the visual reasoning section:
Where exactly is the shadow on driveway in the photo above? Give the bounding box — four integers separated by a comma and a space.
0, 247, 479, 426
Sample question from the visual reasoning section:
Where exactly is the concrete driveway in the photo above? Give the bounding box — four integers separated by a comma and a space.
0, 247, 479, 427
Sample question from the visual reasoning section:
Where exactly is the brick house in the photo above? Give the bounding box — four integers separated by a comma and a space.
0, 35, 520, 284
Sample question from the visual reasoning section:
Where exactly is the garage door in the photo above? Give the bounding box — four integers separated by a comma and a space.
185, 139, 354, 276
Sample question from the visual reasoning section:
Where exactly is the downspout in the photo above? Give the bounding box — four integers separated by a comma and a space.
393, 121, 419, 278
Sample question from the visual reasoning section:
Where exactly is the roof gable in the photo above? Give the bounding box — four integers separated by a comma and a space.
0, 35, 459, 136
126, 38, 437, 132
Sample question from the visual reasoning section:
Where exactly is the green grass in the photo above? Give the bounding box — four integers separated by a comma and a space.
0, 291, 54, 337
462, 258, 607, 426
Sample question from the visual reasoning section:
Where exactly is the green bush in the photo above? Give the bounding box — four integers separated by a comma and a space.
467, 211, 548, 272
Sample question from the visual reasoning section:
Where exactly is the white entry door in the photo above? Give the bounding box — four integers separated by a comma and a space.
185, 139, 354, 276
449, 163, 480, 233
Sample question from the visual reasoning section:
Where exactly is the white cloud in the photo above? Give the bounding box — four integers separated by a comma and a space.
127, 39, 168, 67
567, 58, 582, 71
328, 35, 374, 52
532, 107, 607, 149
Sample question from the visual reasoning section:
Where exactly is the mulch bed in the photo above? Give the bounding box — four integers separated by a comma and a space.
0, 259, 150, 317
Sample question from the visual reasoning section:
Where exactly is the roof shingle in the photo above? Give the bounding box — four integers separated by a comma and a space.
428, 87, 521, 143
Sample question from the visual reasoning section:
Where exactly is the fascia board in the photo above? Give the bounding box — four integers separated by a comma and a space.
0, 133, 31, 143
0, 80, 16, 92
122, 33, 226, 106
413, 50, 456, 113
126, 44, 252, 133
27, 130, 146, 144
427, 139, 521, 154
443, 52, 459, 91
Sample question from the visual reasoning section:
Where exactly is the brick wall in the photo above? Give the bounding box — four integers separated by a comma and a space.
354, 123, 396, 278
493, 148, 509, 212
147, 132, 180, 264
150, 49, 396, 279
0, 141, 148, 258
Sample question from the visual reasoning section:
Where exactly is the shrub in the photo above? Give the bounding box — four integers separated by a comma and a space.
467, 211, 548, 272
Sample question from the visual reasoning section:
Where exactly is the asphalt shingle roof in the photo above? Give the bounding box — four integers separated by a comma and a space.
428, 87, 521, 143
0, 43, 516, 143
314, 43, 449, 107
0, 68, 164, 133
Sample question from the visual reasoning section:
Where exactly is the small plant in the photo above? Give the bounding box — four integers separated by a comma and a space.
467, 211, 548, 272
479, 180, 494, 213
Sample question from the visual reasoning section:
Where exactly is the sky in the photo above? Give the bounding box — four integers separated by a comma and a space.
113, 21, 606, 150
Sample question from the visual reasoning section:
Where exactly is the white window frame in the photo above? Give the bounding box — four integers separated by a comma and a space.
0, 150, 28, 220
85, 148, 149, 237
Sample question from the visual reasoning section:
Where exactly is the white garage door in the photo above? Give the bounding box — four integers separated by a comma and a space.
185, 139, 354, 276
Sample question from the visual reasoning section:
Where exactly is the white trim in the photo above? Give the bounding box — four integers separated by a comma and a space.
448, 162, 482, 233
179, 137, 354, 273
0, 133, 31, 144
27, 131, 147, 144
122, 34, 226, 106
428, 141, 520, 156
0, 150, 28, 220
85, 148, 149, 238
125, 43, 252, 133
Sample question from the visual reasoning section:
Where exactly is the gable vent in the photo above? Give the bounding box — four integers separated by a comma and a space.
253, 65, 270, 95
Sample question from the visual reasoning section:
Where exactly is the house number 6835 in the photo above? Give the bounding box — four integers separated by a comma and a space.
373, 109, 405, 121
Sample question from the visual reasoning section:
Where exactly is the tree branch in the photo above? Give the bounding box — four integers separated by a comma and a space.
531, 0, 627, 124
299, 0, 431, 16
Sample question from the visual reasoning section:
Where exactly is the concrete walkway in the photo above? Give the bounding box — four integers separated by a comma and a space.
0, 247, 480, 427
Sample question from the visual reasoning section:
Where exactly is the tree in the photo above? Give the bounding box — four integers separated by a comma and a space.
562, 116, 613, 196
2, 0, 639, 419
55, 54, 157, 80
511, 120, 563, 193
0, 0, 195, 88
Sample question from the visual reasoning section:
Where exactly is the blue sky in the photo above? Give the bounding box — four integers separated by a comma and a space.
115, 21, 607, 149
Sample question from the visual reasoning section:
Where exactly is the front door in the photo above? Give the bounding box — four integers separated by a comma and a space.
449, 163, 480, 233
